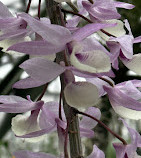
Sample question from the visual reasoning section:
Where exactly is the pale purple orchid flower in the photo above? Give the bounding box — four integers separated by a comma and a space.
103, 80, 141, 120
5, 12, 117, 74
7, 12, 116, 55
13, 144, 105, 158
81, 0, 134, 22
0, 95, 45, 142
106, 20, 141, 70
17, 101, 101, 139
0, 2, 33, 41
113, 118, 141, 158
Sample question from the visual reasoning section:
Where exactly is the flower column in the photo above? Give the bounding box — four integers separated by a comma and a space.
45, 0, 83, 158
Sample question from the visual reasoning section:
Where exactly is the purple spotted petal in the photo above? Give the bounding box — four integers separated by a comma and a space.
70, 46, 111, 73
19, 57, 66, 82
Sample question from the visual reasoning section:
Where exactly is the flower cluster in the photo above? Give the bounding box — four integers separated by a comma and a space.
0, 0, 141, 158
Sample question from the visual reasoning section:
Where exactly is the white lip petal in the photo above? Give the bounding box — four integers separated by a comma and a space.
122, 54, 141, 75
97, 19, 126, 41
70, 45, 111, 73
12, 114, 45, 142
112, 103, 141, 120
64, 81, 99, 108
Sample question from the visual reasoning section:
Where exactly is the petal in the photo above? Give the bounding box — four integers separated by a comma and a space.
134, 36, 141, 44
84, 0, 121, 21
116, 81, 141, 100
0, 1, 13, 18
87, 76, 114, 96
87, 145, 105, 158
104, 86, 141, 111
19, 13, 72, 44
19, 57, 66, 82
119, 118, 141, 147
12, 111, 46, 142
80, 107, 101, 129
113, 143, 126, 158
114, 2, 135, 9
112, 105, 141, 120
64, 81, 99, 108
39, 102, 59, 130
13, 150, 56, 158
0, 100, 43, 113
8, 40, 66, 55
72, 23, 116, 41
13, 77, 46, 89
124, 19, 132, 35
80, 127, 94, 138
110, 35, 134, 59
122, 54, 141, 75
0, 95, 27, 103
70, 45, 111, 73
72, 67, 115, 78
97, 20, 126, 41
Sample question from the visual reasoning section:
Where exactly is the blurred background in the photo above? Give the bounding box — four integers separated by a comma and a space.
0, 0, 141, 157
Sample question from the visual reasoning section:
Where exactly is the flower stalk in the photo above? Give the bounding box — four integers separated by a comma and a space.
26, 0, 32, 13
73, 108, 127, 145
45, 0, 83, 157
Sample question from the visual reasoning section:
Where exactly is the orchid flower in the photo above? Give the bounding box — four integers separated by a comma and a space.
113, 118, 141, 158
106, 20, 141, 70
6, 12, 117, 74
0, 95, 45, 142
81, 0, 134, 22
103, 80, 141, 120
0, 2, 32, 55
13, 145, 105, 158
16, 102, 101, 139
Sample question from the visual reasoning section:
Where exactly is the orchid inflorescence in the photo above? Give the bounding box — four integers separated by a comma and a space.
0, 0, 141, 157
